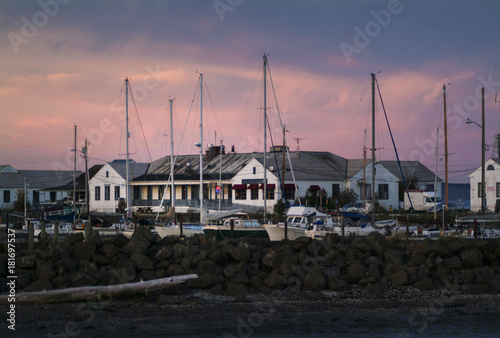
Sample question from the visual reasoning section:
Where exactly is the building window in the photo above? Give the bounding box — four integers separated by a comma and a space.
487, 165, 495, 170
158, 186, 165, 200
251, 187, 259, 200
285, 186, 295, 200
115, 186, 120, 200
253, 167, 256, 175
147, 186, 152, 200
478, 182, 483, 198
497, 183, 500, 198
133, 186, 140, 200
106, 171, 109, 177
104, 185, 110, 201
266, 188, 275, 200
361, 184, 371, 200
33, 191, 39, 205
235, 189, 247, 200
378, 184, 389, 200
3, 190, 10, 203
332, 184, 340, 199
95, 186, 101, 201
190, 185, 197, 200
50, 191, 57, 202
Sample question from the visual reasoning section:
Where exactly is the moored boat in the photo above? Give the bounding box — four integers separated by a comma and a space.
203, 217, 268, 240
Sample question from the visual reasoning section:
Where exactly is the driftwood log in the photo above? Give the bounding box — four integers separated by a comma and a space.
0, 274, 198, 305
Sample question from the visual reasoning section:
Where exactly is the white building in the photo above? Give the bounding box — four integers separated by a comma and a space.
89, 160, 148, 213
469, 158, 500, 212
0, 165, 78, 210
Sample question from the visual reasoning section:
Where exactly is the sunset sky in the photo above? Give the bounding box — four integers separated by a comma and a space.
1, 0, 500, 183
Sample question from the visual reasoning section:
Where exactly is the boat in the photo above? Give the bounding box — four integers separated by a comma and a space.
203, 217, 269, 240
304, 216, 394, 239
155, 75, 207, 238
263, 205, 336, 241
156, 223, 204, 238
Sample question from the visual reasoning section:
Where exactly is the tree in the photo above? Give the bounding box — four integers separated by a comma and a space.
13, 189, 31, 212
338, 188, 358, 208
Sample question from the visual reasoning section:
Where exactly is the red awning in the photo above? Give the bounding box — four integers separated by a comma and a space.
284, 184, 296, 189
247, 184, 259, 189
259, 184, 275, 189
309, 185, 321, 191
232, 184, 247, 190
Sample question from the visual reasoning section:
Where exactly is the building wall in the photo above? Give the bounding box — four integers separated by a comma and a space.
89, 164, 126, 213
348, 164, 400, 210
469, 159, 500, 211
231, 159, 279, 212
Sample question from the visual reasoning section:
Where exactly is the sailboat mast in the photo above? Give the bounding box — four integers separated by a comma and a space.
199, 74, 204, 224
263, 54, 268, 223
125, 77, 130, 216
371, 73, 376, 224
363, 129, 366, 207
169, 99, 175, 222
73, 124, 77, 216
434, 128, 439, 220
443, 85, 448, 210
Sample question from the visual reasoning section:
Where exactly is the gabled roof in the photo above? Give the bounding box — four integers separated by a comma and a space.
345, 159, 441, 183
137, 153, 260, 181
0, 165, 17, 173
254, 151, 348, 181
136, 151, 348, 182
108, 159, 149, 180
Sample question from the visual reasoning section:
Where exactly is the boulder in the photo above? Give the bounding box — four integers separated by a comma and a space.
413, 277, 434, 291
102, 244, 120, 259
263, 272, 286, 290
230, 271, 250, 286
71, 242, 96, 261
70, 271, 97, 287
61, 255, 79, 272
51, 275, 70, 288
347, 262, 365, 282
134, 226, 157, 242
108, 234, 129, 248
154, 246, 174, 261
460, 248, 484, 268
36, 259, 56, 280
391, 269, 408, 285
62, 232, 84, 249
363, 281, 384, 297
16, 268, 33, 289
130, 253, 154, 270
92, 254, 111, 268
384, 249, 404, 266
78, 260, 100, 280
444, 256, 463, 270
17, 255, 36, 269
303, 271, 326, 291
24, 279, 53, 292
224, 243, 251, 263
293, 237, 312, 251
121, 234, 150, 255
262, 249, 282, 269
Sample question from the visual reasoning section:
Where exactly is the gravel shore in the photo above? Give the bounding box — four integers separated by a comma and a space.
5, 287, 500, 337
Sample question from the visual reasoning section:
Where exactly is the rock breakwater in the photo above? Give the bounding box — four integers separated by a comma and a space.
2, 227, 500, 298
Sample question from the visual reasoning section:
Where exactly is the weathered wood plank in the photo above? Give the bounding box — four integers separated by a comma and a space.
0, 274, 198, 305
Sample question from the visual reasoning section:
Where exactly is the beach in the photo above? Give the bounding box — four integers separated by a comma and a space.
5, 287, 500, 337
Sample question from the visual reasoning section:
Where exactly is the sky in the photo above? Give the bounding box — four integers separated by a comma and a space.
1, 0, 500, 183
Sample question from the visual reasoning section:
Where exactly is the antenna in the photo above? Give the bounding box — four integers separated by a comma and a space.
295, 137, 305, 151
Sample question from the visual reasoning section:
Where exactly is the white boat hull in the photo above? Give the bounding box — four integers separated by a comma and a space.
263, 223, 306, 241
156, 225, 204, 238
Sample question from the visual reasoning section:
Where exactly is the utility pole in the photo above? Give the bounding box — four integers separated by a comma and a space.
371, 73, 376, 224
263, 54, 268, 223
434, 128, 439, 220
443, 85, 448, 212
72, 124, 77, 217
481, 87, 486, 213
363, 129, 366, 207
